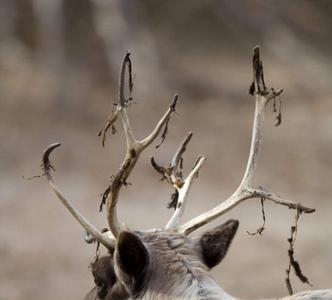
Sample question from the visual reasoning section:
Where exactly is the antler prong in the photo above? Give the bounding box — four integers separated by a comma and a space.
42, 143, 115, 249
139, 94, 178, 149
151, 132, 206, 230
246, 188, 315, 213
165, 155, 205, 230
171, 131, 192, 170
117, 52, 138, 149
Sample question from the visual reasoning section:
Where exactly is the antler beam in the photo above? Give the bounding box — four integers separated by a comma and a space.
42, 143, 115, 249
178, 46, 315, 236
104, 53, 178, 238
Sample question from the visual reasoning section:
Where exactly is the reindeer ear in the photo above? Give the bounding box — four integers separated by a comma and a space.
199, 219, 239, 269
115, 231, 149, 296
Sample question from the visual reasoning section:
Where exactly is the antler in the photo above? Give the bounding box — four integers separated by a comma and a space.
178, 46, 315, 236
42, 143, 115, 249
101, 53, 178, 238
42, 48, 315, 248
42, 53, 178, 246
151, 132, 205, 230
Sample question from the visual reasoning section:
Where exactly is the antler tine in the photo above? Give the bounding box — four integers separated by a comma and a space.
105, 53, 179, 238
140, 95, 178, 149
118, 52, 137, 150
151, 132, 206, 230
42, 143, 115, 249
179, 46, 315, 236
171, 132, 193, 171
165, 155, 205, 230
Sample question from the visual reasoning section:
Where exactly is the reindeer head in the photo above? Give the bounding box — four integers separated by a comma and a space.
85, 220, 238, 300
42, 48, 315, 300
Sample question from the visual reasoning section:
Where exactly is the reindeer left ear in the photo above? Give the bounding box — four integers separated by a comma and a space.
115, 231, 149, 296
199, 219, 239, 269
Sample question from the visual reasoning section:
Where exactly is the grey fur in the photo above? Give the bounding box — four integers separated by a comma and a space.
85, 220, 238, 300
84, 220, 332, 300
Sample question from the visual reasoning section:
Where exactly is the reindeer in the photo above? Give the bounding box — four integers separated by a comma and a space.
41, 47, 332, 300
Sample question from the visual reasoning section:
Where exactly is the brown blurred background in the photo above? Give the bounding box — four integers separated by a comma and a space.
0, 1, 332, 299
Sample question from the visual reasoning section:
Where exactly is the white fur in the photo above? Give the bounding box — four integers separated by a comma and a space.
281, 289, 332, 300
138, 287, 332, 300
137, 276, 235, 300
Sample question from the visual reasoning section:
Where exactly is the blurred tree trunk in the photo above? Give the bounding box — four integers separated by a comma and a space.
13, 0, 39, 54
62, 0, 112, 85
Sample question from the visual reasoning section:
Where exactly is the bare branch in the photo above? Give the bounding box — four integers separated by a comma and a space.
179, 46, 315, 236
42, 143, 114, 249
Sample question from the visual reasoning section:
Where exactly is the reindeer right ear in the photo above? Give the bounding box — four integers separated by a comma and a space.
115, 231, 149, 296
199, 219, 239, 269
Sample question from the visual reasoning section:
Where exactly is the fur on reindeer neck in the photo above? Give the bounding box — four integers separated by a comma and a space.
133, 232, 235, 300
